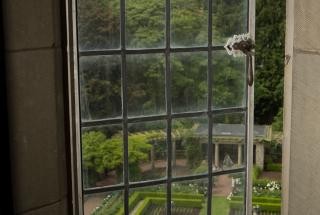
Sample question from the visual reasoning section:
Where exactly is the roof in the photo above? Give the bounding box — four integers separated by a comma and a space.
197, 123, 270, 138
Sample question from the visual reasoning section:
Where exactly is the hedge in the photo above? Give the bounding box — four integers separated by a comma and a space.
230, 201, 281, 212
116, 191, 205, 215
266, 163, 282, 172
133, 197, 204, 215
231, 196, 281, 204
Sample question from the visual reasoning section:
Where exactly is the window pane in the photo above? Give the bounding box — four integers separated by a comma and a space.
171, 52, 208, 113
82, 124, 123, 188
126, 0, 165, 49
80, 55, 122, 121
78, 0, 120, 51
212, 172, 245, 215
212, 0, 247, 45
212, 51, 246, 109
128, 185, 167, 214
212, 113, 245, 171
172, 179, 208, 215
84, 190, 123, 215
171, 0, 208, 47
127, 54, 166, 117
128, 121, 167, 182
172, 117, 208, 177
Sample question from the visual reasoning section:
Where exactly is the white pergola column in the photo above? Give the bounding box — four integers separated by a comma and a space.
238, 144, 242, 165
214, 143, 219, 168
255, 143, 264, 169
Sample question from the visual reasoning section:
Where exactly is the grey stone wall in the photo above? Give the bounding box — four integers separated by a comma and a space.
3, 0, 68, 214
283, 0, 320, 214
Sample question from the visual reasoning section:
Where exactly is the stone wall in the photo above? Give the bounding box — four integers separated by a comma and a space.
283, 0, 320, 214
3, 0, 69, 214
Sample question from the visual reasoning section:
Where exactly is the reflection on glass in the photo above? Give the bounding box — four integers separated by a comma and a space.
84, 190, 123, 215
212, 172, 245, 215
171, 0, 208, 47
82, 124, 123, 189
128, 121, 167, 182
78, 0, 120, 51
127, 185, 166, 214
172, 179, 208, 215
212, 51, 246, 109
127, 54, 166, 117
212, 113, 245, 171
172, 117, 208, 177
171, 52, 208, 113
80, 55, 122, 120
212, 0, 247, 45
126, 0, 165, 48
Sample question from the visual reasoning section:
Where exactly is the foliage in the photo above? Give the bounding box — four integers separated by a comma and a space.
266, 163, 282, 172
82, 131, 152, 182
255, 0, 285, 125
78, 0, 120, 50
172, 181, 208, 196
116, 192, 205, 215
253, 180, 281, 198
193, 162, 208, 175
230, 200, 281, 212
91, 192, 123, 215
185, 137, 202, 169
253, 165, 262, 181
264, 139, 282, 165
272, 107, 283, 132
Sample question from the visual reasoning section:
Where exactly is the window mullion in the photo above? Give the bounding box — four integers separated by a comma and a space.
165, 0, 172, 214
207, 0, 213, 214
120, 0, 129, 214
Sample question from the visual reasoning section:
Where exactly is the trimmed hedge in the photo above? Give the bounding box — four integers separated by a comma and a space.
230, 201, 281, 212
231, 196, 281, 203
230, 196, 281, 212
266, 163, 282, 172
134, 198, 152, 215
116, 191, 205, 215
133, 196, 204, 215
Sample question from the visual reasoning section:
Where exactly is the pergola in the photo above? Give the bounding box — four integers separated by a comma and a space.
134, 124, 272, 170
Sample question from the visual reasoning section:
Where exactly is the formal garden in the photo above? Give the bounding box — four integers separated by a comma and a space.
83, 123, 282, 215
79, 0, 285, 213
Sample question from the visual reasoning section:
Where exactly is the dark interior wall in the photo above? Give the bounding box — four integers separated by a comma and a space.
0, 2, 14, 214
2, 0, 69, 214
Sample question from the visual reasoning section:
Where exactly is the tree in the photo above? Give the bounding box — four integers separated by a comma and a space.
254, 0, 285, 125
78, 0, 120, 50
82, 131, 152, 179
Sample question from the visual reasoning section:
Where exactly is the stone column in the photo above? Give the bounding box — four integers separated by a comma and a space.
237, 144, 242, 165
214, 143, 219, 168
3, 0, 68, 214
255, 143, 264, 170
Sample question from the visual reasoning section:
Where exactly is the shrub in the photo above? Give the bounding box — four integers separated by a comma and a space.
253, 166, 262, 181
266, 163, 282, 172
232, 196, 281, 204
185, 137, 202, 169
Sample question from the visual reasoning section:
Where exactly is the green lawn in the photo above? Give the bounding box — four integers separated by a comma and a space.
200, 196, 230, 215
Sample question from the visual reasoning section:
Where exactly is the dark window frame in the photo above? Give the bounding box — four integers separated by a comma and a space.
67, 0, 256, 214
